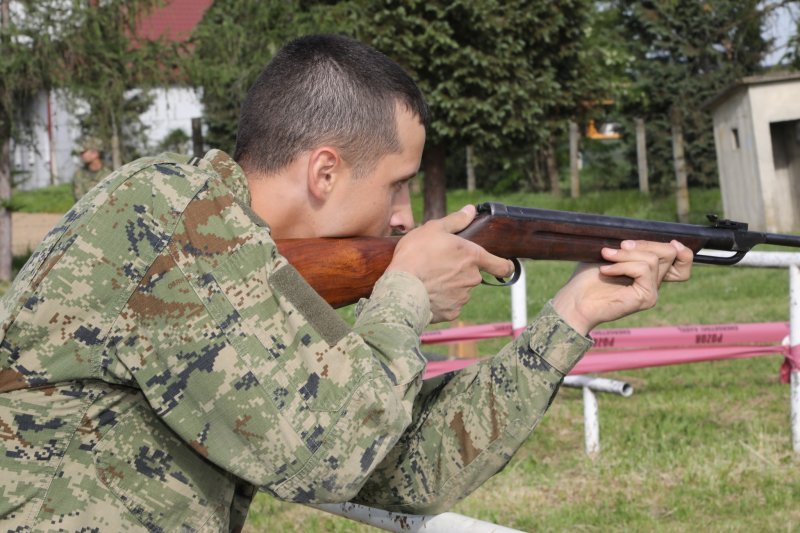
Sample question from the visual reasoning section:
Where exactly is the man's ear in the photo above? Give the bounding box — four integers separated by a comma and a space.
307, 147, 343, 201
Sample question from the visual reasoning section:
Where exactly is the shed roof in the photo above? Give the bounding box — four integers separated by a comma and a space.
704, 71, 800, 111
136, 0, 213, 43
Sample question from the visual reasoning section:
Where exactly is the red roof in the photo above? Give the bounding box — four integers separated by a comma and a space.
136, 0, 213, 42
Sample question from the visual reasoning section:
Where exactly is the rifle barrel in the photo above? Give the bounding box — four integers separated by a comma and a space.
765, 232, 800, 248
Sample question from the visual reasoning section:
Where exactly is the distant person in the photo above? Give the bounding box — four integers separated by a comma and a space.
72, 137, 111, 200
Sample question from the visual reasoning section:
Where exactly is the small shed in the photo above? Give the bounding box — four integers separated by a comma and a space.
706, 71, 800, 233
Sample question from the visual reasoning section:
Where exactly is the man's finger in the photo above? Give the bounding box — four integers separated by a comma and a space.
475, 246, 516, 279
664, 240, 694, 282
440, 204, 477, 234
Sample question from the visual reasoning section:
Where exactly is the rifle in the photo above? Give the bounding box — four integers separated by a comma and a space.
275, 202, 800, 308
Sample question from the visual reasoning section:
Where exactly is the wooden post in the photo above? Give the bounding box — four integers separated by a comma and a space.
422, 143, 447, 222
110, 110, 122, 170
671, 108, 690, 223
0, 0, 13, 281
0, 130, 11, 282
569, 121, 580, 198
635, 118, 649, 194
466, 145, 476, 192
545, 135, 562, 198
529, 148, 544, 191
191, 117, 204, 158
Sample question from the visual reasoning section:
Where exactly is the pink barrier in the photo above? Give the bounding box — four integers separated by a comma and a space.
590, 322, 788, 349
421, 321, 789, 348
421, 323, 515, 344
422, 321, 791, 381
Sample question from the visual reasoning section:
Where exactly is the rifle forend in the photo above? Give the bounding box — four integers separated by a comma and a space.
275, 201, 800, 308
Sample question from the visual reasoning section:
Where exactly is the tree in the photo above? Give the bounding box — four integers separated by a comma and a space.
617, 0, 770, 192
0, 0, 68, 281
188, 1, 599, 219
185, 0, 358, 155
60, 0, 173, 169
355, 0, 593, 219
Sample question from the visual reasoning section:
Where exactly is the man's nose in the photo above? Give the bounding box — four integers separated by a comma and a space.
389, 201, 414, 235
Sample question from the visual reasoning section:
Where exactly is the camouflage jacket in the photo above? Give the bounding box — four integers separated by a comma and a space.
0, 150, 591, 532
72, 166, 112, 201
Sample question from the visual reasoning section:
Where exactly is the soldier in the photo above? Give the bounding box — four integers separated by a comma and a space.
0, 35, 693, 531
72, 136, 111, 200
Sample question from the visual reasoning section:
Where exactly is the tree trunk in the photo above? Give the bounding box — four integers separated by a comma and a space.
192, 117, 204, 157
671, 108, 690, 223
465, 145, 476, 192
528, 148, 544, 192
422, 143, 447, 222
635, 117, 649, 194
545, 135, 562, 198
0, 0, 12, 282
569, 120, 580, 198
110, 110, 122, 170
0, 126, 12, 282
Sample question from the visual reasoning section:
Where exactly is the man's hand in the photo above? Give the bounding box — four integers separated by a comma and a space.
552, 240, 694, 336
387, 205, 514, 323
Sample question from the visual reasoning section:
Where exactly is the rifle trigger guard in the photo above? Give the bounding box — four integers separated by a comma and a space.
482, 257, 522, 287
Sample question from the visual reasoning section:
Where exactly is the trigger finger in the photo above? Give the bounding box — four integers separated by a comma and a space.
479, 248, 515, 279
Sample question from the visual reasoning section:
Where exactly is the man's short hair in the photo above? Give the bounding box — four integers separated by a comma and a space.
233, 34, 429, 177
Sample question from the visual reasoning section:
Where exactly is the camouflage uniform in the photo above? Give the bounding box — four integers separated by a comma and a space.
72, 166, 112, 201
0, 150, 591, 531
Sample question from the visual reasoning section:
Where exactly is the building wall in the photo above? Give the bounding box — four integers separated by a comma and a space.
769, 120, 800, 230
12, 91, 81, 190
712, 89, 765, 230
139, 87, 204, 152
11, 87, 204, 192
748, 81, 800, 232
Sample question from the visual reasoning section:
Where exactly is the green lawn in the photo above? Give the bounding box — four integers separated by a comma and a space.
247, 188, 799, 532
4, 186, 798, 531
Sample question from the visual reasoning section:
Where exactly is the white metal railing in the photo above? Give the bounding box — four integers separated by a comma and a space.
309, 502, 525, 532
734, 251, 800, 452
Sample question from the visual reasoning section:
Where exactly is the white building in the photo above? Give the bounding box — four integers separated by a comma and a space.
707, 71, 800, 233
12, 87, 204, 191
10, 0, 212, 191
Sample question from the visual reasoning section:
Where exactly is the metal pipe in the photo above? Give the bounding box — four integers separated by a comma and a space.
736, 251, 800, 268
564, 375, 634, 397
309, 502, 525, 533
582, 386, 600, 456
511, 262, 527, 337
790, 264, 800, 453
734, 252, 800, 453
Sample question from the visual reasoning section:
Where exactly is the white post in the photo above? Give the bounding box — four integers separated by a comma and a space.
564, 375, 633, 397
309, 503, 525, 533
790, 264, 800, 453
511, 262, 527, 336
583, 386, 600, 456
733, 252, 800, 453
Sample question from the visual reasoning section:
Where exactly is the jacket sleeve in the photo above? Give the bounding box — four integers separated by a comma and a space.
117, 179, 434, 504
353, 301, 592, 514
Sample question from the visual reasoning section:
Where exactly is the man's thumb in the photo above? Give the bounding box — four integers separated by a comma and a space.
441, 204, 476, 234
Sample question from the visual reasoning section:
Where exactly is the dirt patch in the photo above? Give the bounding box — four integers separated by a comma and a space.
11, 212, 64, 256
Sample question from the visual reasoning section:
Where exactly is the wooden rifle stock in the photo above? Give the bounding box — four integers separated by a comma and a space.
276, 202, 800, 308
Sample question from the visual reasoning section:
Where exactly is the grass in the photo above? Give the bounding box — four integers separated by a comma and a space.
4, 186, 798, 531
9, 183, 75, 214
245, 187, 799, 532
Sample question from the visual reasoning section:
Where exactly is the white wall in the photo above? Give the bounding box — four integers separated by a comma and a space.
712, 77, 800, 232
11, 86, 204, 191
749, 80, 800, 232
712, 88, 765, 230
139, 87, 204, 152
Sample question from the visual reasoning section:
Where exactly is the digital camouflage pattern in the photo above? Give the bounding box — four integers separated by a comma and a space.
0, 149, 592, 531
72, 166, 112, 201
